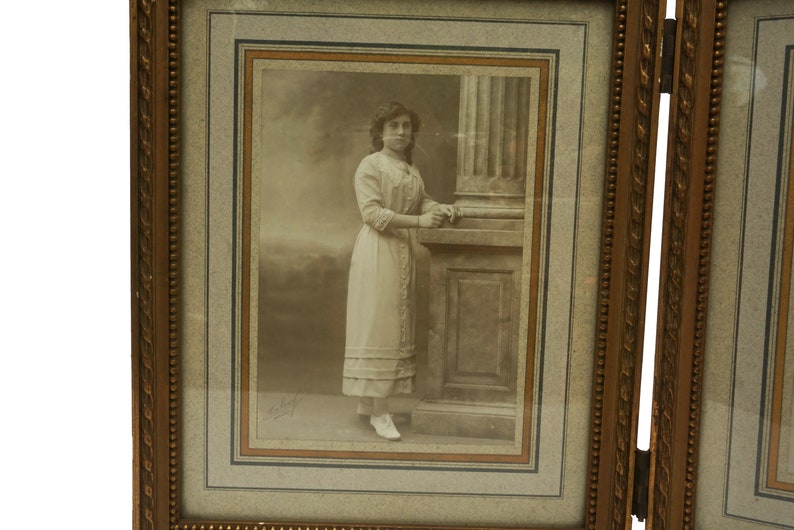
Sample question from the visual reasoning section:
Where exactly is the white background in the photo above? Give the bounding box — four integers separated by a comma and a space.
0, 1, 660, 527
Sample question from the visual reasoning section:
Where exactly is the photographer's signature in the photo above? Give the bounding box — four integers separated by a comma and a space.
265, 393, 304, 421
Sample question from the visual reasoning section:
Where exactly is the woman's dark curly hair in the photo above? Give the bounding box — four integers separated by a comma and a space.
369, 101, 422, 163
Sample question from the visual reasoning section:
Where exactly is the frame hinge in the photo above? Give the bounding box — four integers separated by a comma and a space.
660, 18, 678, 94
631, 448, 651, 521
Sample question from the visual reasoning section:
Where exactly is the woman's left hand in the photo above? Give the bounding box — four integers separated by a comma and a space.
436, 204, 460, 224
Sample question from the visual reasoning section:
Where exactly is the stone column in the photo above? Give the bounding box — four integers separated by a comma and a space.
412, 75, 531, 440
455, 75, 531, 218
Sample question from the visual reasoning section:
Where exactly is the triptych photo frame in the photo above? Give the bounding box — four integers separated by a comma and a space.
130, 1, 794, 528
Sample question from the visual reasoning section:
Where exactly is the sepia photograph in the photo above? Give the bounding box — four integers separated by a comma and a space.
243, 65, 545, 456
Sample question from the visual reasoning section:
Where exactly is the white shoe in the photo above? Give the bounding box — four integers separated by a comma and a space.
370, 414, 401, 441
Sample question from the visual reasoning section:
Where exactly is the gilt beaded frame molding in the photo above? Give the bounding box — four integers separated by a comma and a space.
130, 1, 664, 529
649, 1, 726, 529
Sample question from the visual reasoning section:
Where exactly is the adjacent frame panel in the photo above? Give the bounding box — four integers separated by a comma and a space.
130, 1, 664, 529
650, 0, 794, 528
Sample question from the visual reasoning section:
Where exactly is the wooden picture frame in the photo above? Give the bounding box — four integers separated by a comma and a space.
130, 1, 665, 528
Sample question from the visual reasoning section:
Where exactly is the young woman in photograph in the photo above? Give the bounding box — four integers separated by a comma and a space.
343, 101, 459, 441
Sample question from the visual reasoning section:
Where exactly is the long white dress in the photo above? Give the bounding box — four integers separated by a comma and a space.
342, 151, 438, 398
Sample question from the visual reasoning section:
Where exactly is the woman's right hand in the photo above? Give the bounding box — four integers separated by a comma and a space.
418, 210, 446, 228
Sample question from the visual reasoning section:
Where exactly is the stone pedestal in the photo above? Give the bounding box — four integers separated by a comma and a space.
412, 75, 532, 441
413, 219, 522, 440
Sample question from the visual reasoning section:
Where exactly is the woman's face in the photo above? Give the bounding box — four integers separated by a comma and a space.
381, 113, 413, 157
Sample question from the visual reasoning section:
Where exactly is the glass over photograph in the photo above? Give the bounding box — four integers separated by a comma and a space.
173, 1, 620, 525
